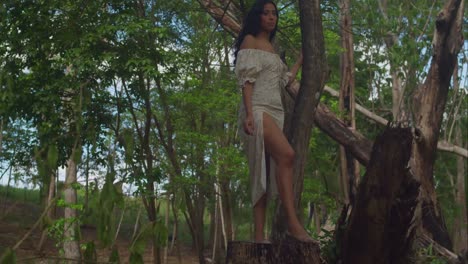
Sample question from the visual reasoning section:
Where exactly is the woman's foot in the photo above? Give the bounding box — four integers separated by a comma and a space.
255, 239, 272, 244
286, 231, 315, 243
286, 226, 315, 243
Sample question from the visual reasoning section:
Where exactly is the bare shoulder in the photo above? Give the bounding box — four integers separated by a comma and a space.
239, 34, 257, 50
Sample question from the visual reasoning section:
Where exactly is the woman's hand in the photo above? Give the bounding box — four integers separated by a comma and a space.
288, 50, 303, 87
243, 114, 255, 135
297, 50, 303, 65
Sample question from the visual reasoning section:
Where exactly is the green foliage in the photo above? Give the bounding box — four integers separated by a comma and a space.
83, 241, 98, 264
129, 221, 168, 263
318, 228, 339, 264
109, 245, 121, 263
419, 244, 450, 264
0, 185, 40, 204
0, 248, 16, 264
47, 218, 66, 248
98, 173, 124, 247
0, 0, 465, 261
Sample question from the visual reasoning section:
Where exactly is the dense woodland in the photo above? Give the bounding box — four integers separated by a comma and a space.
0, 0, 466, 263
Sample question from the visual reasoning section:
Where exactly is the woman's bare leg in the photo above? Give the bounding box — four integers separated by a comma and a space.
262, 113, 311, 240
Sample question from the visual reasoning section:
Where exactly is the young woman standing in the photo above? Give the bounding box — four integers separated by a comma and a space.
234, 0, 313, 243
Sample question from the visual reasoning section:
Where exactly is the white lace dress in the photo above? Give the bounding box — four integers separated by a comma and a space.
235, 49, 291, 206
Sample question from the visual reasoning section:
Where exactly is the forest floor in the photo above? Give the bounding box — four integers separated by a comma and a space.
0, 199, 200, 263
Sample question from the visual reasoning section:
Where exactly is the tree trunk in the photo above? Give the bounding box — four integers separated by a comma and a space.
453, 125, 467, 253
163, 197, 169, 264
170, 198, 182, 264
338, 0, 358, 206
0, 119, 3, 155
63, 148, 81, 263
4, 164, 12, 202
378, 0, 406, 121
37, 171, 56, 252
85, 144, 90, 212
340, 127, 420, 264
410, 0, 464, 249
313, 204, 320, 235
211, 182, 225, 263
272, 0, 329, 239
226, 240, 322, 264
220, 178, 234, 241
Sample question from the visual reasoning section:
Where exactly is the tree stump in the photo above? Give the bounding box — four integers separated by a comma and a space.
338, 126, 421, 264
226, 238, 322, 264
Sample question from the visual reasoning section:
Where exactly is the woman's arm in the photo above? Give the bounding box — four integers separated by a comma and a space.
239, 35, 257, 135
287, 51, 303, 86
242, 82, 255, 135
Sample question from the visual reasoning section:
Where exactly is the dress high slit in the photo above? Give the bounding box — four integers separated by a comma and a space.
235, 49, 291, 207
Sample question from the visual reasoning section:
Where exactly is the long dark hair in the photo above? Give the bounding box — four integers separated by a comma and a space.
234, 0, 279, 64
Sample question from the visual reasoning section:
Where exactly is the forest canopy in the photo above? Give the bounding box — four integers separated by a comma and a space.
0, 0, 466, 263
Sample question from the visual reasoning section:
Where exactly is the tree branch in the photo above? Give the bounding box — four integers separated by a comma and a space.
323, 86, 468, 158
197, 0, 240, 37
417, 233, 464, 264
314, 103, 372, 166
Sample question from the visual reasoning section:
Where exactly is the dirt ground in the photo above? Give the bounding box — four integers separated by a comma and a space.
0, 200, 200, 264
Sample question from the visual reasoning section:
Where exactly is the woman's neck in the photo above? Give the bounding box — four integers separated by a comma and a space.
257, 31, 270, 41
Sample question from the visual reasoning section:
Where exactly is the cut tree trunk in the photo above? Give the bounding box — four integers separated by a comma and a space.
337, 1, 465, 262
340, 126, 420, 264
226, 239, 322, 264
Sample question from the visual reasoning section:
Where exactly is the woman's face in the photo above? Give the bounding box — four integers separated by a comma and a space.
260, 3, 277, 33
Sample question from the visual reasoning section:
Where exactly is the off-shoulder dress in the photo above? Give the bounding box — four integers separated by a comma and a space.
235, 49, 291, 206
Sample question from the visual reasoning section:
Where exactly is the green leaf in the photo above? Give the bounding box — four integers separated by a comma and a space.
130, 222, 152, 256
109, 245, 121, 263
83, 241, 97, 264
0, 248, 16, 264
129, 252, 144, 264
152, 221, 168, 247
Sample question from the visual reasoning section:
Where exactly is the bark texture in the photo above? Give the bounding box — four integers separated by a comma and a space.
410, 0, 464, 249
314, 104, 372, 166
37, 171, 56, 252
338, 0, 358, 205
226, 240, 322, 264
453, 125, 467, 253
63, 150, 81, 263
341, 126, 420, 264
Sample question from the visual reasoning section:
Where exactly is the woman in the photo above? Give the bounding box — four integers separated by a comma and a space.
234, 0, 313, 243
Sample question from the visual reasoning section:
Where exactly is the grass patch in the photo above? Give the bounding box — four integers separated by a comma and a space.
0, 185, 40, 204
